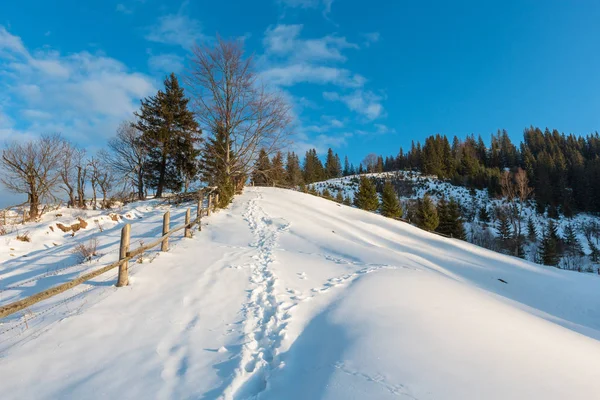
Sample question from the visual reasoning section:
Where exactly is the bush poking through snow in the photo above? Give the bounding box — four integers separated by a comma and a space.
16, 231, 31, 242
72, 237, 99, 263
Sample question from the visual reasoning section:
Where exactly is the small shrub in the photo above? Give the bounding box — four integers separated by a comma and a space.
16, 231, 31, 242
72, 237, 99, 263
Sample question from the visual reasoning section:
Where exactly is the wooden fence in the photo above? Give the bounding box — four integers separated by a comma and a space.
0, 189, 219, 320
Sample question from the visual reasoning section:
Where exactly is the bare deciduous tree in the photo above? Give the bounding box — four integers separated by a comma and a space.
501, 167, 533, 253
58, 140, 86, 208
104, 121, 147, 200
1, 135, 63, 220
362, 153, 378, 172
187, 38, 292, 189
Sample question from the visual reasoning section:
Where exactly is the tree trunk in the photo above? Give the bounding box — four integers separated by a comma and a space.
137, 169, 145, 200
29, 192, 39, 221
155, 150, 167, 198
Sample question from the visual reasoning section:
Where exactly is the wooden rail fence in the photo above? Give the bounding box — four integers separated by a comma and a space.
0, 189, 219, 320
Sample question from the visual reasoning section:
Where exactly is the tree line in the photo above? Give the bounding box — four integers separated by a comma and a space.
1, 39, 292, 220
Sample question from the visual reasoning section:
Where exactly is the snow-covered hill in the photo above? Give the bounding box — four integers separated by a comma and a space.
310, 171, 600, 271
1, 187, 600, 399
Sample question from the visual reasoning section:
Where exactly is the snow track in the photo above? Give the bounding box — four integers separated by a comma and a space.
225, 193, 291, 399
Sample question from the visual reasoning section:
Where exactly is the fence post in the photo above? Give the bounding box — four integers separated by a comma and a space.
207, 194, 212, 216
117, 224, 131, 287
185, 208, 191, 238
215, 193, 219, 210
197, 196, 202, 231
161, 211, 170, 252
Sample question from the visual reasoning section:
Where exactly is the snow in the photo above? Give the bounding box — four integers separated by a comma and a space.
1, 187, 600, 399
310, 171, 600, 269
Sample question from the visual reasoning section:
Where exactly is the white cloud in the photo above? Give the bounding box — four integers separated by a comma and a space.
0, 26, 156, 144
148, 53, 184, 73
261, 64, 365, 88
323, 90, 385, 120
263, 24, 357, 63
145, 14, 209, 48
277, 0, 335, 16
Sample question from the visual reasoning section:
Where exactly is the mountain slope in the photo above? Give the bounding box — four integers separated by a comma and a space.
1, 187, 599, 399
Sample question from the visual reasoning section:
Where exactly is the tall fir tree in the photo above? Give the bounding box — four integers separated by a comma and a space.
135, 73, 200, 197
252, 149, 271, 186
527, 216, 538, 242
285, 152, 304, 187
380, 180, 402, 218
343, 156, 351, 176
563, 223, 583, 257
270, 152, 286, 186
325, 148, 342, 179
303, 149, 325, 184
200, 125, 235, 206
540, 222, 561, 267
416, 194, 439, 231
354, 176, 379, 211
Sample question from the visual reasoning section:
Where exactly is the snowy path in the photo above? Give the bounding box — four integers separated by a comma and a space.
1, 187, 600, 399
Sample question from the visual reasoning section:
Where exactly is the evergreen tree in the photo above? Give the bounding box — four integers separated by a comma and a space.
587, 237, 600, 263
285, 152, 304, 187
540, 223, 561, 267
343, 195, 352, 206
321, 188, 333, 200
563, 223, 583, 257
270, 152, 286, 186
354, 176, 379, 211
335, 190, 344, 203
496, 212, 512, 241
200, 125, 234, 206
325, 148, 342, 179
380, 180, 402, 218
343, 156, 350, 176
252, 149, 271, 186
436, 197, 466, 239
527, 216, 538, 242
416, 194, 439, 231
303, 149, 325, 183
479, 206, 490, 227
135, 73, 201, 197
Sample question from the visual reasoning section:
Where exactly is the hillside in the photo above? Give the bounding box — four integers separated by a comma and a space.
1, 187, 600, 399
310, 171, 600, 272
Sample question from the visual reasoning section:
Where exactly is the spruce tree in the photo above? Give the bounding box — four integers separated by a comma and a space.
252, 149, 271, 186
380, 180, 402, 218
540, 224, 560, 267
285, 152, 304, 187
343, 195, 352, 206
354, 176, 379, 211
270, 152, 286, 187
200, 125, 235, 207
479, 206, 490, 227
303, 149, 325, 183
325, 148, 342, 179
321, 188, 333, 200
135, 73, 200, 197
563, 223, 583, 257
496, 212, 512, 241
335, 190, 344, 203
343, 156, 350, 176
416, 194, 439, 231
527, 216, 538, 242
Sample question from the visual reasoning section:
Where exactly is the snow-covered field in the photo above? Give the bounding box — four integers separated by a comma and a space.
1, 187, 600, 399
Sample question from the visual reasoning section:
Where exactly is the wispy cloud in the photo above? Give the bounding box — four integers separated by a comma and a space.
277, 0, 336, 17
362, 32, 380, 47
323, 90, 385, 120
145, 14, 210, 48
148, 53, 184, 73
0, 26, 155, 143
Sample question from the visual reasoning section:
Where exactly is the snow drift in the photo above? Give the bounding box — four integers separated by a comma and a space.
1, 187, 599, 399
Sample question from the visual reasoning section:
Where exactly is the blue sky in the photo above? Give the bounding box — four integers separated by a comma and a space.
1, 0, 600, 164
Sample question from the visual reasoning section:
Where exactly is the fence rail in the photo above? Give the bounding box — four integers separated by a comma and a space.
0, 188, 219, 320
